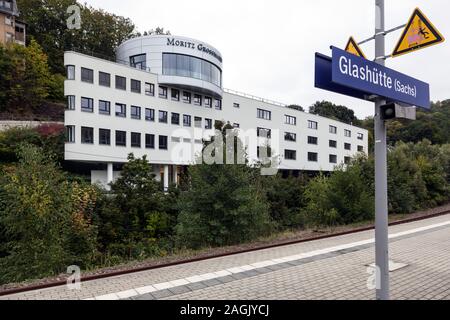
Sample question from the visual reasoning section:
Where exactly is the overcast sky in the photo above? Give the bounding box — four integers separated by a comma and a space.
82, 0, 449, 119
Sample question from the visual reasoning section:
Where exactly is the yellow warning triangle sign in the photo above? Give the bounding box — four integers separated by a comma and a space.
392, 8, 445, 58
345, 37, 366, 59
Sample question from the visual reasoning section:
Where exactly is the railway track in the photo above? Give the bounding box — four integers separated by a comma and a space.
1, 207, 449, 297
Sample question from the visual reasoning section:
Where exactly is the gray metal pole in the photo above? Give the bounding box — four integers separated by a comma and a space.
374, 0, 390, 300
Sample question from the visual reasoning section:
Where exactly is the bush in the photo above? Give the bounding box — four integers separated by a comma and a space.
303, 160, 374, 227
0, 124, 64, 164
385, 140, 449, 213
95, 154, 177, 259
175, 122, 272, 248
0, 144, 97, 284
175, 162, 272, 248
261, 173, 309, 230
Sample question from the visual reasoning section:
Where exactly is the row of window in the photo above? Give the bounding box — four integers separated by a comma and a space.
256, 128, 363, 151
284, 134, 364, 152
282, 150, 352, 164
68, 125, 358, 164
68, 96, 216, 129
66, 66, 222, 110
257, 108, 364, 140
66, 126, 169, 149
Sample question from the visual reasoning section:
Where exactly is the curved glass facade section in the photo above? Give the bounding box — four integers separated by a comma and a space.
162, 53, 222, 87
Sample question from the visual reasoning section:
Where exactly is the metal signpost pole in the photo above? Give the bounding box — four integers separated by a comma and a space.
374, 0, 390, 300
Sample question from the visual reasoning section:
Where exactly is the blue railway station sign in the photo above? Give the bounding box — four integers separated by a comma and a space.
315, 47, 431, 109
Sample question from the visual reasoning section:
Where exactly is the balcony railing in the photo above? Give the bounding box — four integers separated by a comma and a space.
223, 88, 286, 107
67, 46, 152, 73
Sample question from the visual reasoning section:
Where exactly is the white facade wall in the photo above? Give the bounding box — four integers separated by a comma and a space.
64, 39, 368, 185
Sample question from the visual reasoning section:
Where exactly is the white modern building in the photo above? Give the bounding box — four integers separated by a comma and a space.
64, 35, 368, 189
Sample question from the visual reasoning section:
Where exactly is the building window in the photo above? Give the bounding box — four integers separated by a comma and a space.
99, 72, 110, 87
285, 115, 296, 126
285, 149, 297, 160
358, 145, 364, 152
257, 108, 271, 120
345, 129, 352, 138
115, 130, 126, 146
65, 126, 75, 143
159, 86, 168, 99
329, 154, 337, 164
183, 114, 191, 127
308, 152, 318, 162
329, 140, 337, 148
131, 106, 141, 119
162, 53, 222, 87
5, 32, 13, 43
344, 156, 351, 164
205, 97, 212, 108
115, 103, 126, 117
66, 65, 75, 80
131, 79, 141, 93
81, 97, 94, 112
99, 129, 111, 145
145, 134, 155, 149
329, 125, 337, 134
115, 75, 126, 90
66, 95, 75, 110
194, 117, 202, 128
159, 135, 168, 150
233, 103, 240, 108
183, 91, 192, 104
357, 133, 364, 140
308, 120, 318, 130
145, 82, 155, 96
233, 123, 240, 128
193, 94, 202, 106
3, 1, 12, 10
214, 99, 222, 110
99, 100, 111, 115
171, 112, 180, 125
205, 118, 212, 129
257, 127, 271, 139
145, 108, 155, 121
81, 67, 93, 83
284, 132, 297, 142
81, 127, 94, 144
5, 15, 12, 26
130, 54, 146, 70
159, 110, 168, 123
131, 132, 141, 148
171, 89, 180, 101
344, 143, 351, 150
308, 136, 318, 145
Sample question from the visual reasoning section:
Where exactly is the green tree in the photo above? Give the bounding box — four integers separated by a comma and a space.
17, 0, 137, 74
309, 101, 360, 125
0, 40, 52, 112
96, 154, 175, 258
287, 104, 304, 112
175, 122, 272, 248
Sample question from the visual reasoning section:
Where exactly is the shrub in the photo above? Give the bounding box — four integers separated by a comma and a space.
0, 144, 97, 284
95, 154, 177, 259
175, 123, 272, 248
304, 161, 374, 227
261, 173, 309, 229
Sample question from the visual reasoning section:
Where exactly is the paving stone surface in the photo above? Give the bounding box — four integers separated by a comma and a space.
1, 214, 449, 300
